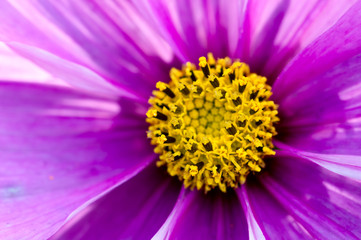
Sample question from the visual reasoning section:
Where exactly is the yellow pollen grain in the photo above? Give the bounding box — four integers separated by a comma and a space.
191, 119, 200, 128
214, 100, 223, 108
146, 53, 278, 193
199, 117, 208, 126
190, 109, 199, 119
198, 126, 206, 133
204, 102, 213, 110
199, 108, 208, 117
194, 98, 204, 108
211, 108, 219, 115
214, 115, 222, 123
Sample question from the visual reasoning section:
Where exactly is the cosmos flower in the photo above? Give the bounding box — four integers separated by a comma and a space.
1, 0, 361, 239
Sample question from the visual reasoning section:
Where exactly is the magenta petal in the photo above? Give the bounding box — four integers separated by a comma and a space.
278, 52, 361, 155
279, 53, 361, 127
161, 189, 248, 240
0, 82, 153, 240
238, 188, 266, 240
246, 0, 289, 74
50, 164, 182, 240
256, 152, 361, 239
0, 1, 178, 98
8, 42, 132, 98
275, 141, 361, 182
273, 1, 361, 102
239, 182, 311, 239
247, 0, 357, 79
0, 1, 86, 66
139, 0, 249, 62
0, 43, 58, 84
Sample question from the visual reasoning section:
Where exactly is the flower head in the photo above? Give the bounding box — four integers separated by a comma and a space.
1, 1, 361, 240
147, 54, 278, 192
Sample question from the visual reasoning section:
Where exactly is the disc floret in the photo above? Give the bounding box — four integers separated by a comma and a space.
146, 53, 279, 192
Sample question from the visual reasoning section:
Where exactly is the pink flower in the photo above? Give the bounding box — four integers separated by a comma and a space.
1, 1, 361, 239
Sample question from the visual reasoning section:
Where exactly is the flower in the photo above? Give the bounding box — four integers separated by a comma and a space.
1, 1, 361, 239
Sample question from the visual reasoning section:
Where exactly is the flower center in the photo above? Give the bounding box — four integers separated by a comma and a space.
146, 53, 279, 192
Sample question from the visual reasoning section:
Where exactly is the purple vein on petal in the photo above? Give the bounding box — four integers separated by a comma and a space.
164, 188, 249, 240
273, 1, 361, 102
50, 164, 182, 240
0, 82, 154, 240
258, 150, 361, 239
237, 186, 266, 240
275, 140, 361, 181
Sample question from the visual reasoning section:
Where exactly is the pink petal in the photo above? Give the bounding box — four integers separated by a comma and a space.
50, 164, 182, 240
275, 141, 361, 182
238, 182, 312, 239
156, 188, 248, 240
0, 1, 178, 97
0, 1, 88, 66
0, 82, 153, 240
277, 52, 361, 155
135, 0, 249, 62
246, 0, 357, 79
255, 152, 361, 239
238, 188, 266, 240
273, 1, 361, 102
8, 42, 132, 98
0, 42, 61, 84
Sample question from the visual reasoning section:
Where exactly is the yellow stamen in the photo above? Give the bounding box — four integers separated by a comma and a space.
146, 53, 278, 193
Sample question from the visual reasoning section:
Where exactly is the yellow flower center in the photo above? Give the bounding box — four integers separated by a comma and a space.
146, 53, 279, 192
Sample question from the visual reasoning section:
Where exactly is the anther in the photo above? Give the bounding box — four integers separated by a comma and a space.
190, 70, 197, 82
174, 152, 183, 161
203, 141, 213, 151
147, 109, 168, 121
147, 54, 278, 193
199, 57, 211, 78
196, 161, 205, 170
188, 143, 198, 153
237, 120, 246, 127
219, 67, 224, 76
156, 82, 175, 98
228, 72, 235, 82
156, 103, 169, 110
202, 137, 213, 151
192, 85, 203, 94
165, 136, 176, 143
225, 122, 237, 135
250, 91, 259, 100
232, 97, 242, 106
239, 84, 247, 93
179, 83, 190, 95
209, 76, 220, 88
250, 109, 257, 115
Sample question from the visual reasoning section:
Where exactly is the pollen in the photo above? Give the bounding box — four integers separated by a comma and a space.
146, 53, 279, 193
